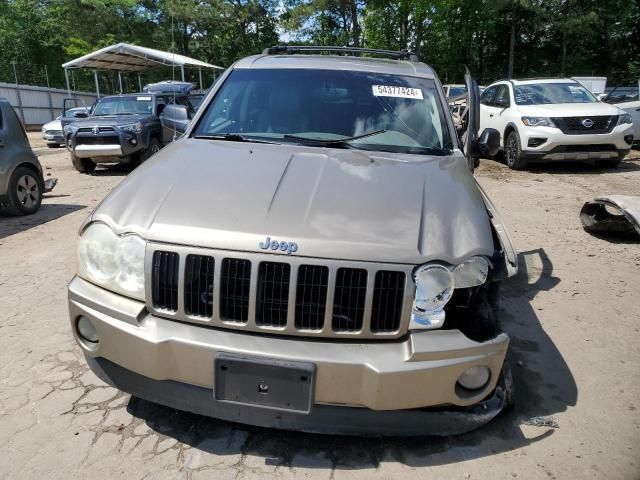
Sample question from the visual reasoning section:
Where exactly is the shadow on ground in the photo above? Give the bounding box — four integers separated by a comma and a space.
0, 203, 86, 240
126, 248, 576, 470
488, 153, 640, 174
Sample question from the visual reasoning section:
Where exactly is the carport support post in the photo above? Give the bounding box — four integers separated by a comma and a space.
12, 62, 25, 124
65, 68, 71, 96
45, 65, 54, 121
198, 67, 203, 92
94, 70, 100, 98
118, 72, 123, 93
181, 65, 185, 82
138, 74, 142, 92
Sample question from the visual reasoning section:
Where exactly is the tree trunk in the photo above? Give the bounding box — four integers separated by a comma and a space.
560, 32, 566, 76
508, 17, 515, 79
349, 0, 360, 47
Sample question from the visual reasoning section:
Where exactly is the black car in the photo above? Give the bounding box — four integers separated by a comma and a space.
64, 93, 186, 173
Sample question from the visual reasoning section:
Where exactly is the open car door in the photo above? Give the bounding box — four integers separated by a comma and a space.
457, 68, 500, 172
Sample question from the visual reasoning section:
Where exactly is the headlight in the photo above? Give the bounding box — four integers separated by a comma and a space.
78, 222, 146, 300
41, 126, 46, 133
618, 113, 632, 125
64, 124, 78, 135
410, 257, 491, 330
119, 121, 143, 134
521, 116, 554, 127
411, 264, 454, 329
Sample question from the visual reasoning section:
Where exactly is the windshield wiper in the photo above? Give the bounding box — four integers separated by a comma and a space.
193, 133, 277, 144
283, 129, 387, 147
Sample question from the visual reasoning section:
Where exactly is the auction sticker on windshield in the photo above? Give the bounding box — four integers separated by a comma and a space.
136, 96, 152, 101
372, 85, 423, 100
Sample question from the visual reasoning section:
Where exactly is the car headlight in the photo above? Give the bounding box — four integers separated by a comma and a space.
64, 124, 78, 135
410, 257, 490, 330
41, 126, 46, 133
119, 121, 143, 134
77, 222, 146, 300
618, 113, 632, 125
521, 116, 554, 127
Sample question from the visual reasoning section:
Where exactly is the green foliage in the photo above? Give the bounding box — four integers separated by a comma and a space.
0, 0, 637, 91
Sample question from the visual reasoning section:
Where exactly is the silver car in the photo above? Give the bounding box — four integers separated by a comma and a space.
0, 97, 47, 215
67, 47, 516, 436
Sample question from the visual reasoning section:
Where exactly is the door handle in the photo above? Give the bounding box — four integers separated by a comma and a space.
635, 108, 640, 111
489, 114, 494, 118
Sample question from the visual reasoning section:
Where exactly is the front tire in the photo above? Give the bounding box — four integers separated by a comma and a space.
72, 154, 96, 173
505, 131, 527, 170
4, 167, 44, 215
139, 138, 161, 163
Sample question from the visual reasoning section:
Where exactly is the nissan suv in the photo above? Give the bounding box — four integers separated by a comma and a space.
480, 78, 634, 169
67, 46, 517, 436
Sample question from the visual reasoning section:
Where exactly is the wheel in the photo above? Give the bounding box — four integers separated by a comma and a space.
72, 154, 96, 173
505, 131, 527, 170
139, 138, 161, 163
4, 166, 44, 215
499, 361, 516, 409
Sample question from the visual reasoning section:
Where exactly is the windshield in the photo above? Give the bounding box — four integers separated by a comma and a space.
92, 96, 154, 116
447, 86, 466, 97
194, 69, 453, 155
514, 83, 597, 105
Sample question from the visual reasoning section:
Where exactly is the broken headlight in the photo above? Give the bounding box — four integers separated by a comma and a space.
77, 222, 146, 301
410, 257, 490, 330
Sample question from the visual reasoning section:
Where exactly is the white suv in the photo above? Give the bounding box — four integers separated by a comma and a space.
480, 78, 634, 169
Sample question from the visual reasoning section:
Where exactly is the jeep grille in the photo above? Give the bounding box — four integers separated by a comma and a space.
148, 246, 412, 339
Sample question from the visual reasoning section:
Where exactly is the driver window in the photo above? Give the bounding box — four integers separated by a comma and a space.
481, 86, 497, 106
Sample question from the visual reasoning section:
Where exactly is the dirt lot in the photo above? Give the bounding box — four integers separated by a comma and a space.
1, 133, 639, 479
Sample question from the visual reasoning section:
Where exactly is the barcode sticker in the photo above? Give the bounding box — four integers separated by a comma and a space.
372, 85, 423, 100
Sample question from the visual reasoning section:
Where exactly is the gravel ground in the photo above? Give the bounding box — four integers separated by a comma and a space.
1, 133, 638, 479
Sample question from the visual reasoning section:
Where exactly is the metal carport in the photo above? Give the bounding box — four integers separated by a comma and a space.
61, 42, 223, 96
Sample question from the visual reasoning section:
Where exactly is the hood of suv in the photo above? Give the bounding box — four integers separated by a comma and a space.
71, 114, 151, 128
92, 139, 495, 265
516, 102, 623, 117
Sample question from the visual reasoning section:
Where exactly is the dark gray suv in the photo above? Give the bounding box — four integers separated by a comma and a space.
64, 93, 185, 173
0, 98, 47, 215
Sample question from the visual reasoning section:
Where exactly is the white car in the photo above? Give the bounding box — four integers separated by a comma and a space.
41, 107, 88, 147
602, 83, 640, 144
480, 78, 634, 169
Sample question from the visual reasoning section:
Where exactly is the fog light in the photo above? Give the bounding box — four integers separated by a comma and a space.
130, 138, 137, 145
457, 365, 490, 390
77, 316, 99, 343
624, 135, 633, 145
528, 137, 547, 147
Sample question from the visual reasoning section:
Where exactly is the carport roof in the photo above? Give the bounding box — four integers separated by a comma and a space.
62, 42, 223, 72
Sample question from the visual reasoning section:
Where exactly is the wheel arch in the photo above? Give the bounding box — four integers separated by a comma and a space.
503, 122, 520, 147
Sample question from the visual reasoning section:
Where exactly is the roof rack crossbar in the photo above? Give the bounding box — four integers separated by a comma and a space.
262, 45, 419, 62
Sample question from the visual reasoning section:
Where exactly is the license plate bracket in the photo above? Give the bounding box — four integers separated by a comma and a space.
214, 353, 315, 413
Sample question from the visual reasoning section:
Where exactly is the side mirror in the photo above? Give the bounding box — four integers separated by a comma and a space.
74, 112, 88, 118
477, 128, 501, 157
161, 104, 189, 121
494, 98, 509, 109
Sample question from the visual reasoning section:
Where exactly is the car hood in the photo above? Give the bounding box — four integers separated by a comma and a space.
70, 114, 151, 127
43, 119, 62, 131
91, 139, 495, 264
516, 102, 623, 117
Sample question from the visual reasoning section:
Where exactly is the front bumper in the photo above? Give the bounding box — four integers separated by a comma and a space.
519, 123, 634, 161
68, 276, 510, 434
43, 133, 64, 144
67, 130, 147, 161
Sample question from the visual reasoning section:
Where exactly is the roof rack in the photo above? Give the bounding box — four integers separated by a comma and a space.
262, 45, 419, 62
